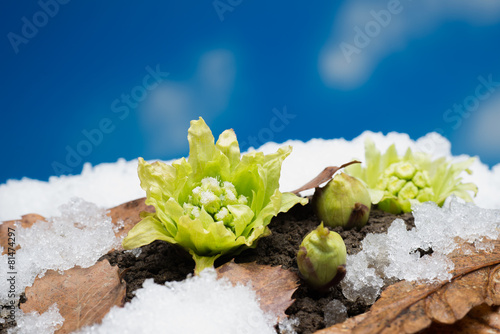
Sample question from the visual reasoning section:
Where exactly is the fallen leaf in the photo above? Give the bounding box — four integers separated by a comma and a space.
0, 214, 46, 254
107, 197, 155, 251
423, 303, 500, 333
22, 259, 126, 333
317, 238, 500, 334
291, 161, 361, 195
217, 261, 299, 322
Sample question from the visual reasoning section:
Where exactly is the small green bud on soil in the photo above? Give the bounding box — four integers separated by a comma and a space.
297, 223, 347, 291
313, 172, 371, 229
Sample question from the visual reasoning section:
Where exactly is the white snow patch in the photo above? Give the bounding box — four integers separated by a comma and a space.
76, 268, 278, 334
278, 317, 299, 334
0, 198, 119, 304
341, 197, 500, 305
7, 304, 64, 334
0, 159, 143, 221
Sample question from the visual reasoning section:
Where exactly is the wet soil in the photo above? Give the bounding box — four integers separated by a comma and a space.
103, 201, 414, 334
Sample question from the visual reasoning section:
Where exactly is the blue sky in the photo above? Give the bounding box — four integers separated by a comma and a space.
1, 1, 500, 184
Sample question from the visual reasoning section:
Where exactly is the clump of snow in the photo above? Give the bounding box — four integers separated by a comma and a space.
323, 299, 347, 327
0, 159, 143, 221
7, 304, 64, 334
76, 268, 277, 334
278, 317, 299, 334
1, 131, 499, 221
124, 248, 142, 258
341, 197, 500, 305
0, 198, 119, 304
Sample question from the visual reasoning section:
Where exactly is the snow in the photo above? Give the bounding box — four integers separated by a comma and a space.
1, 130, 500, 333
7, 304, 64, 334
76, 269, 277, 334
341, 197, 500, 305
1, 131, 499, 222
0, 198, 119, 304
0, 159, 143, 221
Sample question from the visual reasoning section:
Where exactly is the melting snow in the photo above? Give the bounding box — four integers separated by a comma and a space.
0, 198, 119, 304
76, 269, 277, 334
341, 197, 500, 305
7, 304, 64, 334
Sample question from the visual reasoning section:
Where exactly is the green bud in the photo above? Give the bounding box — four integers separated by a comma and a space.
393, 162, 417, 180
199, 190, 221, 214
375, 176, 388, 191
183, 203, 200, 219
189, 177, 245, 218
313, 173, 371, 229
237, 195, 248, 205
416, 187, 434, 202
214, 207, 233, 225
398, 181, 418, 200
387, 176, 406, 195
297, 223, 347, 291
201, 177, 223, 196
383, 164, 396, 177
221, 181, 238, 206
412, 171, 430, 189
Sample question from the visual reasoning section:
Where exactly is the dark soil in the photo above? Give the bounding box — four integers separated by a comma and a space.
103, 201, 414, 334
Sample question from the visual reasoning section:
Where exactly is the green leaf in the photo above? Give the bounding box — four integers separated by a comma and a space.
122, 216, 176, 250
125, 117, 307, 275
216, 129, 241, 172
280, 192, 309, 213
227, 204, 254, 237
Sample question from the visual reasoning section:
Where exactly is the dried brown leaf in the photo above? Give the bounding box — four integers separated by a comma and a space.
291, 161, 361, 195
21, 259, 126, 333
107, 197, 155, 251
0, 214, 46, 254
216, 261, 299, 322
317, 239, 500, 334
423, 303, 500, 333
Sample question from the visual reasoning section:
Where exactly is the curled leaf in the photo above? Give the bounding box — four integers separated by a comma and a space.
291, 161, 361, 194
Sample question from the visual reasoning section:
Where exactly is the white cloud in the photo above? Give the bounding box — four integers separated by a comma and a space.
139, 49, 236, 157
319, 0, 500, 89
461, 95, 500, 157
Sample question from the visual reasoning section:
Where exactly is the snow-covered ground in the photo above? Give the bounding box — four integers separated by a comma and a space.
1, 131, 499, 334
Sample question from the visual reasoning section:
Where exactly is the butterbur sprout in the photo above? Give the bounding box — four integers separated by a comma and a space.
297, 223, 347, 291
122, 117, 308, 274
346, 138, 478, 214
313, 172, 371, 229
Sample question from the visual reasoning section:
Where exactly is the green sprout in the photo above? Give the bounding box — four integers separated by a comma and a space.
297, 223, 347, 291
345, 138, 478, 214
313, 172, 371, 229
122, 117, 308, 274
